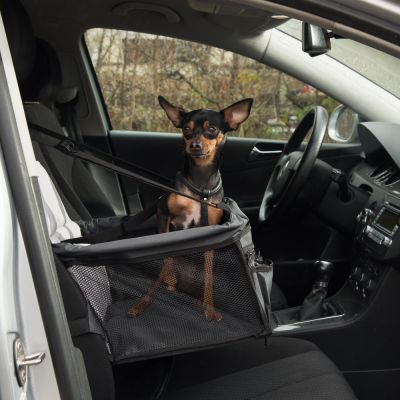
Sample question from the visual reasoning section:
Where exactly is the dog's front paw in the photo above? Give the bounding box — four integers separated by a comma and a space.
127, 301, 148, 317
127, 305, 142, 317
204, 305, 222, 322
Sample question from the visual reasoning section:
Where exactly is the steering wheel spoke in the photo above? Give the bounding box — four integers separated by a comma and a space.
258, 107, 328, 224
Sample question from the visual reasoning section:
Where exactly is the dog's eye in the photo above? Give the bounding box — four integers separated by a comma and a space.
208, 126, 218, 134
182, 126, 193, 139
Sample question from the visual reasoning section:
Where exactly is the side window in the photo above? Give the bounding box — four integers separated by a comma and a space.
85, 29, 340, 141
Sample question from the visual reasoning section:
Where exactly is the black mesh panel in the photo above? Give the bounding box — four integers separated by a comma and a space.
69, 244, 267, 363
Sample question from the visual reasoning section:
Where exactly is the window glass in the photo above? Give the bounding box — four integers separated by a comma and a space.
85, 29, 340, 140
279, 19, 400, 99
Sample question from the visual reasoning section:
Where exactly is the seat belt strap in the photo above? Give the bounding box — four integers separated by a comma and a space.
28, 122, 173, 185
28, 122, 219, 209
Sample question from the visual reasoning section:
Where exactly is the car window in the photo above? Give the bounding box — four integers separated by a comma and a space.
279, 19, 400, 100
85, 28, 342, 142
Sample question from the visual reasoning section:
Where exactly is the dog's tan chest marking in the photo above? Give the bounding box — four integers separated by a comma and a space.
167, 189, 224, 230
207, 206, 223, 225
167, 193, 201, 230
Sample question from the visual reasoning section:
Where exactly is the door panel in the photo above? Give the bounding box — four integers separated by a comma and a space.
110, 131, 184, 214
110, 131, 284, 213
110, 130, 362, 214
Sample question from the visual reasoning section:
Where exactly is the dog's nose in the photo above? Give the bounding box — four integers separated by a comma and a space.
190, 141, 202, 150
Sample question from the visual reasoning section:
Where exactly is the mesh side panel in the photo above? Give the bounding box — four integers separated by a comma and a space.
70, 244, 266, 362
69, 265, 112, 321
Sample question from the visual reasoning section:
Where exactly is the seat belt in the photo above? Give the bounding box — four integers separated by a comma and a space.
28, 122, 219, 210
28, 122, 173, 185
56, 92, 83, 143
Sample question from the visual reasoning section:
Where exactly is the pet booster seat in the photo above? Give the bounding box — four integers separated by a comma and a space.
33, 123, 273, 363
54, 199, 272, 363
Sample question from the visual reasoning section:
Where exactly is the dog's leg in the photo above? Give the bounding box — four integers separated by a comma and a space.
157, 206, 171, 234
203, 250, 222, 321
157, 206, 178, 291
128, 258, 177, 317
162, 256, 177, 291
128, 257, 177, 317
127, 273, 163, 317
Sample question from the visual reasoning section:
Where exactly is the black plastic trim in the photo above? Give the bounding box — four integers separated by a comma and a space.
80, 36, 112, 131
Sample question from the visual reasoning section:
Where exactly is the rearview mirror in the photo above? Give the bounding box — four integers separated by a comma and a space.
328, 105, 360, 143
302, 22, 331, 57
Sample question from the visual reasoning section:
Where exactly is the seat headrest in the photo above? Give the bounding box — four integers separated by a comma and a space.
0, 0, 36, 82
21, 38, 62, 105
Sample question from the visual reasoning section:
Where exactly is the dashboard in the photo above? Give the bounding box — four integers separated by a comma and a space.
331, 122, 400, 299
349, 122, 400, 263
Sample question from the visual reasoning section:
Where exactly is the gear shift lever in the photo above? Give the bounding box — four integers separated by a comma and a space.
298, 261, 334, 321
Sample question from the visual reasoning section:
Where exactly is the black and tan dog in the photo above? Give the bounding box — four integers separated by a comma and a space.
128, 96, 253, 321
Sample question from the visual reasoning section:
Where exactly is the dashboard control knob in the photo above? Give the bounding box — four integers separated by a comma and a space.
358, 272, 370, 286
363, 279, 376, 294
364, 226, 372, 235
383, 236, 392, 247
349, 266, 362, 282
357, 208, 375, 225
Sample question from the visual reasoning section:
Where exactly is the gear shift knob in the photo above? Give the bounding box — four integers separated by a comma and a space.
298, 261, 335, 321
314, 260, 334, 288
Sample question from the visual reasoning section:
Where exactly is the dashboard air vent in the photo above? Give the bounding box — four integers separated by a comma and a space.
370, 163, 400, 186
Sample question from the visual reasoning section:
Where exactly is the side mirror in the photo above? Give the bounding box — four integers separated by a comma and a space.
328, 105, 360, 143
302, 22, 331, 57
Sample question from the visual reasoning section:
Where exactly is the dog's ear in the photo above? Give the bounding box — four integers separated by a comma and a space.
221, 98, 253, 130
158, 96, 186, 128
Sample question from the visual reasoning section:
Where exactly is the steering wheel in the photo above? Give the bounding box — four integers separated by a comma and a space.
259, 106, 329, 224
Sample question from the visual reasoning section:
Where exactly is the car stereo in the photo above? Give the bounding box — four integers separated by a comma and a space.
360, 203, 400, 260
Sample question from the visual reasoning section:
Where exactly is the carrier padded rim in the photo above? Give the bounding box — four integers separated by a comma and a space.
54, 198, 249, 264
56, 198, 272, 363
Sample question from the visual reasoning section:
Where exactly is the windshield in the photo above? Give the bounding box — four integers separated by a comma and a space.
278, 20, 400, 99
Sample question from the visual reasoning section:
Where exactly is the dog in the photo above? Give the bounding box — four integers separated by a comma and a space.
127, 96, 253, 321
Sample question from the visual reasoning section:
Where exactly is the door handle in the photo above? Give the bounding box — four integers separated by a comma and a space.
249, 145, 282, 161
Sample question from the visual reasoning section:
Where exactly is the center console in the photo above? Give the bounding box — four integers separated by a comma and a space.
272, 201, 400, 333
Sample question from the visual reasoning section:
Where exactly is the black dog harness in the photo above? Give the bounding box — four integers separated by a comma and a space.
176, 171, 223, 226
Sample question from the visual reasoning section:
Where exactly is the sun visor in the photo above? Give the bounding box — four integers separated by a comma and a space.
187, 0, 288, 34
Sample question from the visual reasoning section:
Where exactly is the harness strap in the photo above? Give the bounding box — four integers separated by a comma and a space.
176, 172, 222, 198
176, 172, 223, 226
200, 202, 208, 227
